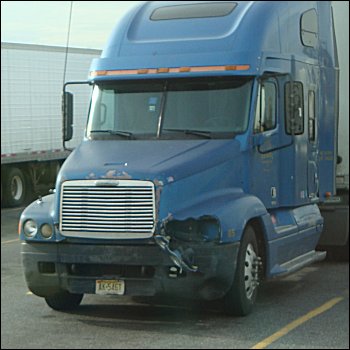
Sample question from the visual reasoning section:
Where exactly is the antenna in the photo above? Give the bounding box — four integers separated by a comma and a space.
63, 1, 73, 84
62, 1, 74, 151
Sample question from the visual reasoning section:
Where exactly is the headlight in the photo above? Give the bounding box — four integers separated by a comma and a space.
40, 224, 53, 239
23, 220, 38, 238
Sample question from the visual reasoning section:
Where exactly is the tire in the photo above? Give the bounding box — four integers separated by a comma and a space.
2, 167, 28, 207
45, 292, 83, 311
326, 239, 349, 262
224, 225, 260, 316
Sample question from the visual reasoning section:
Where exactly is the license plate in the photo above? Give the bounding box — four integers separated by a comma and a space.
95, 280, 125, 295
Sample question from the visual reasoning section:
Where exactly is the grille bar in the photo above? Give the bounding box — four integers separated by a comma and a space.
61, 210, 153, 219
60, 180, 156, 239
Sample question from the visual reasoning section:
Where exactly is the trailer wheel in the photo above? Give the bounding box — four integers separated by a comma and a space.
2, 167, 28, 207
224, 225, 260, 316
45, 292, 83, 311
326, 239, 349, 262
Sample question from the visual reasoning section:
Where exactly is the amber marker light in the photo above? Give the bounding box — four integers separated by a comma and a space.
90, 64, 250, 77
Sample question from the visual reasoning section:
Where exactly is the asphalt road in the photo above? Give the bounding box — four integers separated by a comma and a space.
1, 207, 349, 349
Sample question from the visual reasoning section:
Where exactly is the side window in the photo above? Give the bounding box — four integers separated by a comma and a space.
254, 81, 277, 133
300, 9, 318, 48
285, 82, 304, 135
308, 90, 316, 141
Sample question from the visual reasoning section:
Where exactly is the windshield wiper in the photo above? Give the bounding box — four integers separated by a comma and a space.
163, 128, 212, 139
90, 130, 134, 139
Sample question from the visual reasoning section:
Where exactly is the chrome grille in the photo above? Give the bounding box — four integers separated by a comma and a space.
60, 180, 156, 239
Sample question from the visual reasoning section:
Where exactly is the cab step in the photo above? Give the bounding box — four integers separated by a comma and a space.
270, 250, 327, 277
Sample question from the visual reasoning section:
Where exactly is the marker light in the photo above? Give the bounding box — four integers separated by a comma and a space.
90, 64, 250, 77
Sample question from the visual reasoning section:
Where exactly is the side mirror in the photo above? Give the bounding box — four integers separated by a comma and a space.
63, 91, 73, 142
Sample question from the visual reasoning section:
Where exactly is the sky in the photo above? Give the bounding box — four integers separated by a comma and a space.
2, 1, 349, 51
1, 1, 142, 49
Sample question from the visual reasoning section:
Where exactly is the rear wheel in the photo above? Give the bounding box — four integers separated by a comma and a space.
325, 239, 349, 262
45, 291, 83, 311
224, 225, 260, 316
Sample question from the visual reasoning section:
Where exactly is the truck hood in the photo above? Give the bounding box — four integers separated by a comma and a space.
59, 139, 242, 186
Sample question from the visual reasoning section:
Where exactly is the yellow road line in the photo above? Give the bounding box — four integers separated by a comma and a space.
1, 238, 20, 244
251, 297, 344, 349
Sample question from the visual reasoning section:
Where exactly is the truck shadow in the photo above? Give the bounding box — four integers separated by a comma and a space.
65, 296, 228, 334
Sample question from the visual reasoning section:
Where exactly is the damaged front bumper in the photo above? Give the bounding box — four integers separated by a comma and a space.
21, 239, 239, 301
154, 235, 199, 273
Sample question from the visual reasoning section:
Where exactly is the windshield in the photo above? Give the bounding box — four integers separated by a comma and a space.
86, 77, 253, 140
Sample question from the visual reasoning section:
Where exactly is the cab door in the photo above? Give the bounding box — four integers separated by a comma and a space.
251, 78, 280, 209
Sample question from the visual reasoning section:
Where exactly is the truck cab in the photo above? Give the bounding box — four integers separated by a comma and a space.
19, 1, 338, 315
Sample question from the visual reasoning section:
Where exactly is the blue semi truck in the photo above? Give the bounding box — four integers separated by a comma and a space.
19, 1, 343, 315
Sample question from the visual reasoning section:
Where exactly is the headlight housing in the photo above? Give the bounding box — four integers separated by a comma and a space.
165, 216, 220, 242
23, 220, 38, 238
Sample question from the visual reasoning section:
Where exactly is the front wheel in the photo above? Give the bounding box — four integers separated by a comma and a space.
45, 291, 83, 311
224, 225, 261, 316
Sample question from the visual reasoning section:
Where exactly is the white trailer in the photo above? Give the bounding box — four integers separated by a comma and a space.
333, 1, 349, 190
318, 2, 349, 259
1, 42, 101, 207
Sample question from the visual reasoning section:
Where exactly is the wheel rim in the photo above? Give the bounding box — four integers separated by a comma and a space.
244, 243, 258, 300
11, 175, 23, 201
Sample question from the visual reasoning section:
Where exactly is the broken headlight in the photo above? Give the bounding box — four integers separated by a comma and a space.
165, 216, 220, 242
